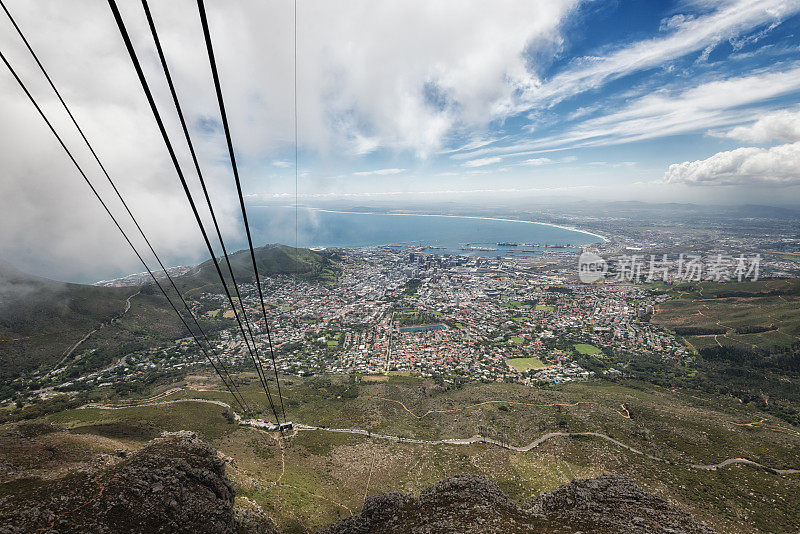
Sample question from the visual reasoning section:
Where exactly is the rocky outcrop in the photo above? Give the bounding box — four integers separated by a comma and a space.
320, 475, 536, 534
235, 496, 281, 534
529, 474, 716, 533
0, 431, 259, 534
320, 474, 715, 534
0, 429, 713, 534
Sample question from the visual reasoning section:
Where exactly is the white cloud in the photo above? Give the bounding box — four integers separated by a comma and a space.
558, 64, 800, 147
588, 160, 636, 167
729, 19, 781, 51
659, 14, 695, 32
510, 0, 800, 113
718, 108, 800, 143
352, 135, 381, 156
285, 0, 579, 157
664, 142, 800, 185
253, 184, 599, 199
462, 157, 502, 167
272, 160, 292, 168
440, 136, 503, 154
0, 0, 580, 279
2, 0, 799, 280
352, 168, 406, 176
522, 157, 554, 165
461, 63, 800, 157
566, 105, 599, 121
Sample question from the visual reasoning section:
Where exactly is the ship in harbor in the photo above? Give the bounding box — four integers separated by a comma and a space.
462, 246, 498, 251
497, 242, 574, 248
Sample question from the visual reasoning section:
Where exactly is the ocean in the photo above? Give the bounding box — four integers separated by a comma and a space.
248, 207, 602, 258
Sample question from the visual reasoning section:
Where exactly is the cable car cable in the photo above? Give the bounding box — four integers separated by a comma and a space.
0, 0, 248, 411
107, 0, 280, 423
197, 0, 286, 420
0, 48, 249, 415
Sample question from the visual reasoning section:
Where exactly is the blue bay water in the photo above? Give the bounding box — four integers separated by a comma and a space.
248, 207, 600, 258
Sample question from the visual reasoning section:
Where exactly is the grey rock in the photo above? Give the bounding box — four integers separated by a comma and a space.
319, 474, 715, 534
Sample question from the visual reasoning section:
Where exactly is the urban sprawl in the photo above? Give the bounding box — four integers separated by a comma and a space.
50, 244, 700, 394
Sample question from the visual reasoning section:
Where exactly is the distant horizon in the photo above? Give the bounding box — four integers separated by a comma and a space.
8, 198, 799, 285
259, 197, 800, 210
10, 208, 603, 285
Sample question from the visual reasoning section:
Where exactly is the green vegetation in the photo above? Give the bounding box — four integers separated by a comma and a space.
0, 264, 192, 383
651, 278, 800, 348
0, 246, 343, 383
178, 244, 341, 293
534, 304, 554, 312
605, 340, 800, 426
506, 357, 546, 371
4, 374, 800, 533
47, 401, 238, 442
3, 264, 800, 532
563, 280, 800, 427
401, 278, 423, 296
395, 309, 437, 327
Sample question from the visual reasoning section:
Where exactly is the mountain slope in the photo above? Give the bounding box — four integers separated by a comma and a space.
0, 246, 339, 382
175, 244, 339, 293
0, 261, 135, 380
0, 426, 713, 534
0, 430, 277, 533
322, 474, 715, 534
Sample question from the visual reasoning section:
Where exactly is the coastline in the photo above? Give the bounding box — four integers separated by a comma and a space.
261, 206, 609, 243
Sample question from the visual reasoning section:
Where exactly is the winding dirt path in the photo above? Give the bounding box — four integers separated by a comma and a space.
730, 418, 800, 437
81, 397, 239, 420
691, 458, 800, 476
80, 398, 800, 477
292, 425, 799, 475
366, 395, 597, 419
